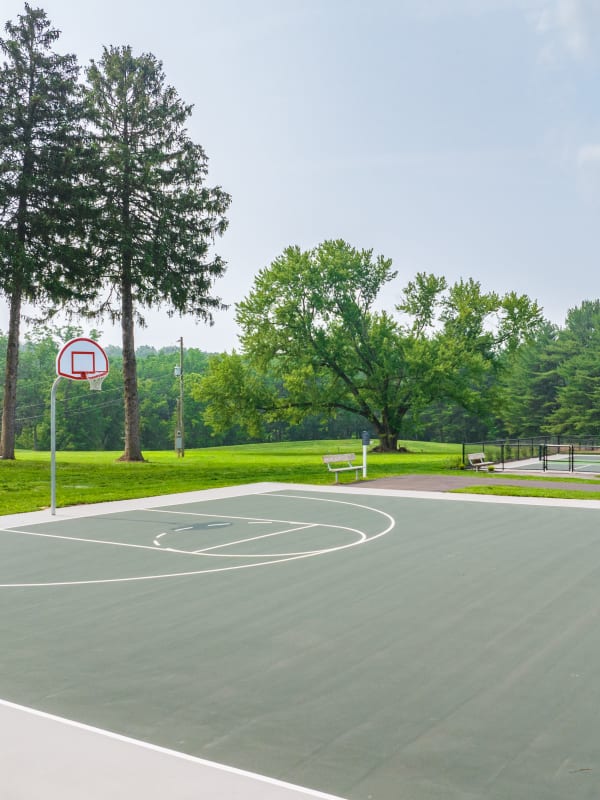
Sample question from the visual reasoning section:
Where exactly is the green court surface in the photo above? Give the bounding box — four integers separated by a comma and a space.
520, 461, 600, 473
513, 453, 600, 473
1, 484, 600, 799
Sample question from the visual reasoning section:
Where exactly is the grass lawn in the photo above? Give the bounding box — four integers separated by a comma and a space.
0, 439, 462, 515
452, 484, 600, 501
3, 439, 600, 515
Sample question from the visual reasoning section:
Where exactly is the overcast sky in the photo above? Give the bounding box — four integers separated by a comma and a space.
2, 0, 600, 353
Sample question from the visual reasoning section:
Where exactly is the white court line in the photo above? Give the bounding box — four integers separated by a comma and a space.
193, 523, 316, 553
7, 479, 593, 587
0, 527, 174, 554
0, 698, 347, 800
149, 509, 315, 525
270, 493, 396, 543
0, 512, 349, 556
0, 550, 354, 588
0, 483, 284, 530
194, 524, 367, 558
4, 481, 600, 534
149, 511, 372, 546
0, 496, 384, 587
283, 482, 600, 509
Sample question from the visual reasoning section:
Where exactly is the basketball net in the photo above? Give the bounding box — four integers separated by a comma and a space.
85, 373, 107, 391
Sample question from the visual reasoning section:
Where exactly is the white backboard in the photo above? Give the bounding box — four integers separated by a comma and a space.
56, 338, 109, 380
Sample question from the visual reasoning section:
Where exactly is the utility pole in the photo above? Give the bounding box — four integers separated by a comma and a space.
174, 337, 184, 457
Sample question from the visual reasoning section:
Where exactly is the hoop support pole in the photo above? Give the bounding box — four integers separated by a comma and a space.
50, 376, 62, 515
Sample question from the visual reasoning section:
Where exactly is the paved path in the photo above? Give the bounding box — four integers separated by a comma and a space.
356, 473, 600, 492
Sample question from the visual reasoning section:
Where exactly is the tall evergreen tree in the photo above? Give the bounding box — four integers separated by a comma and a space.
0, 5, 92, 458
546, 301, 600, 436
494, 322, 560, 437
84, 46, 230, 461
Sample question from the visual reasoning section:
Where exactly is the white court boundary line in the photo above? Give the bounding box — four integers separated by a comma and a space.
3, 480, 600, 532
0, 698, 347, 800
0, 493, 394, 588
1, 478, 598, 587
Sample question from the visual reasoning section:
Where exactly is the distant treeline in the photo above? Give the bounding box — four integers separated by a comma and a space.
2, 298, 600, 451
0, 328, 369, 451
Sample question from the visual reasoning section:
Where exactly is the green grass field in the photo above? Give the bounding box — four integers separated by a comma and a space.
452, 484, 600, 500
1, 439, 462, 515
2, 438, 600, 515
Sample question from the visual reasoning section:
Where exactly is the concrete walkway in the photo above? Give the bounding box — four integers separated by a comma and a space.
356, 473, 600, 492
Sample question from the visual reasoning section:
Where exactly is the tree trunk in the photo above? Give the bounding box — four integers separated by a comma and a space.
374, 431, 399, 452
0, 287, 23, 459
370, 406, 405, 452
118, 279, 144, 461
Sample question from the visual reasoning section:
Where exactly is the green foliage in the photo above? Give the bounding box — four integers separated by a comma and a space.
0, 5, 95, 458
80, 45, 230, 460
494, 301, 600, 440
3, 330, 220, 451
494, 322, 561, 436
2, 330, 415, 452
201, 242, 544, 450
404, 399, 495, 444
84, 45, 231, 324
195, 351, 277, 439
17, 325, 80, 449
0, 5, 93, 304
223, 241, 412, 448
546, 301, 600, 436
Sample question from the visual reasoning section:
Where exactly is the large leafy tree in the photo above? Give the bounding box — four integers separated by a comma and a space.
0, 5, 92, 459
199, 240, 543, 450
84, 46, 230, 461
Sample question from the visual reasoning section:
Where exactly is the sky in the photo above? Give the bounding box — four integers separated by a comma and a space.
2, 0, 600, 354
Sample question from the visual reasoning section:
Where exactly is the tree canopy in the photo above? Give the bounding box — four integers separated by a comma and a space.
6, 294, 600, 452
199, 240, 544, 450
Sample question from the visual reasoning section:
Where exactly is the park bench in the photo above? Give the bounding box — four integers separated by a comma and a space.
467, 452, 494, 471
322, 453, 362, 483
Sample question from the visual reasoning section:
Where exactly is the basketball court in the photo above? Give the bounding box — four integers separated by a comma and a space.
2, 482, 600, 798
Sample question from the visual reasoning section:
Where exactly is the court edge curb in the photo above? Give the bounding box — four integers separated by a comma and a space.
3, 479, 600, 531
0, 697, 347, 800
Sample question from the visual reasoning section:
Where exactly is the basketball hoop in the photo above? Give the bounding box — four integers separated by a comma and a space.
56, 338, 109, 390
51, 338, 110, 515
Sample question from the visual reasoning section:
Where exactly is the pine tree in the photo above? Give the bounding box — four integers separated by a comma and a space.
84, 46, 230, 461
0, 5, 93, 458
